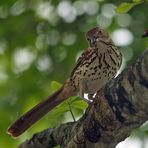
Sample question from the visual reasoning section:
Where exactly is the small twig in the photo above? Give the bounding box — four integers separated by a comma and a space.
67, 101, 76, 122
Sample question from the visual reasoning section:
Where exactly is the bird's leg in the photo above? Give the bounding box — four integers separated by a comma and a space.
79, 88, 91, 104
81, 97, 92, 104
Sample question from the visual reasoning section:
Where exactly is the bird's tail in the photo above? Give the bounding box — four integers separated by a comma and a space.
7, 80, 75, 137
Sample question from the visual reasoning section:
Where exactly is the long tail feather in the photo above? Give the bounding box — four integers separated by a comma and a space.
7, 85, 68, 137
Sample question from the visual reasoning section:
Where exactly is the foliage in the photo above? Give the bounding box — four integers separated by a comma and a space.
0, 0, 148, 148
115, 0, 147, 13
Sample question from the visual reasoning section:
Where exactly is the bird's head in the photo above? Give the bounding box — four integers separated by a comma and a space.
86, 27, 113, 47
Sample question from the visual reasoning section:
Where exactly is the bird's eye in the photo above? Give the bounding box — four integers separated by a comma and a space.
99, 30, 103, 34
87, 38, 90, 41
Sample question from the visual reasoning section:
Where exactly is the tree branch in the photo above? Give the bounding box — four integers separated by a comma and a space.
20, 49, 148, 148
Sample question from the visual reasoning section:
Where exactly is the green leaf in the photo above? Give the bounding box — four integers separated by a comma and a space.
69, 96, 80, 103
71, 100, 88, 110
46, 101, 69, 125
68, 96, 88, 110
46, 96, 88, 124
115, 2, 142, 13
55, 145, 61, 148
50, 81, 62, 91
50, 102, 69, 117
132, 0, 142, 2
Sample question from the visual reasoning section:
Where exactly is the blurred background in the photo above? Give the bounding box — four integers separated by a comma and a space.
0, 0, 148, 147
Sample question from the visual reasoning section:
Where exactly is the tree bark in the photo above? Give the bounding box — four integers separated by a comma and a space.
20, 49, 148, 148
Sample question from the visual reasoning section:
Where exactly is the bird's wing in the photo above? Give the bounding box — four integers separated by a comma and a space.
70, 47, 96, 77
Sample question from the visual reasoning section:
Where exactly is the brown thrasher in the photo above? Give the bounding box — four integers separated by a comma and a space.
7, 27, 122, 137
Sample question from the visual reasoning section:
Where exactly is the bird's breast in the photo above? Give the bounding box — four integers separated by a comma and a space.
72, 46, 122, 94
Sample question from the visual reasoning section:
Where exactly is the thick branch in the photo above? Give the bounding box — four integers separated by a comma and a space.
20, 49, 148, 148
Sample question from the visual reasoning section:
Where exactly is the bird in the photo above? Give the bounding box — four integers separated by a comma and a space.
7, 27, 122, 137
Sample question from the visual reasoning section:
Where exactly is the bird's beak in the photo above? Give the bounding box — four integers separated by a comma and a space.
90, 37, 96, 44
